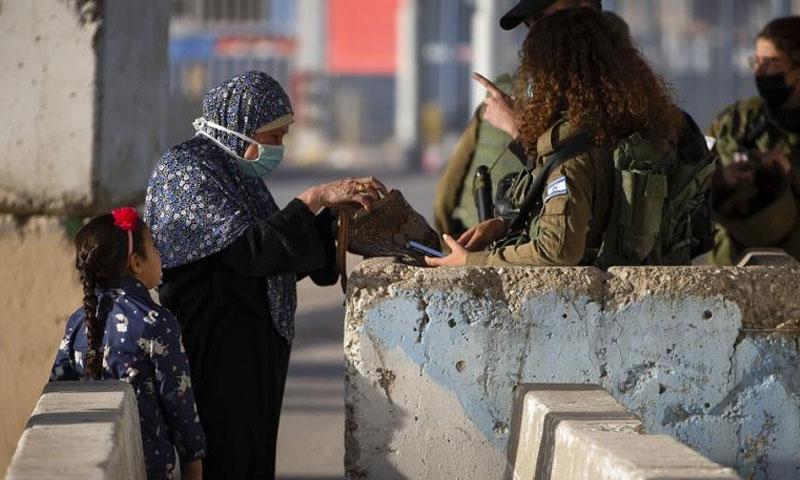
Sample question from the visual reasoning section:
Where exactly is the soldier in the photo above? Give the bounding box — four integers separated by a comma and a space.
709, 16, 800, 265
433, 0, 601, 237
427, 8, 711, 268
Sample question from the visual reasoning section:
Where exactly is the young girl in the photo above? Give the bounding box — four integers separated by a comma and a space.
50, 207, 205, 480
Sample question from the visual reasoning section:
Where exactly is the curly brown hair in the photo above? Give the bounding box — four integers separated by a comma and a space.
515, 7, 682, 153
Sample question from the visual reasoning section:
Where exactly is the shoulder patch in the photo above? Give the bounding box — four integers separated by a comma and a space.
545, 176, 568, 202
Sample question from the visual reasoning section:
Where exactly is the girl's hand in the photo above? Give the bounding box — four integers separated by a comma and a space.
182, 460, 203, 480
425, 235, 468, 267
458, 218, 507, 251
472, 72, 519, 139
297, 176, 388, 213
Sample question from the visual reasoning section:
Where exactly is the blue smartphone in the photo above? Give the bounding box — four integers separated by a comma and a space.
407, 240, 444, 258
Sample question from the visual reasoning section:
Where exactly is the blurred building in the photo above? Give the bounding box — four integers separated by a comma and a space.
165, 0, 800, 170
166, 0, 483, 170
608, 0, 800, 129
167, 0, 295, 147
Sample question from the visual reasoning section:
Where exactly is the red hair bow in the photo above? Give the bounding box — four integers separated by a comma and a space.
111, 207, 139, 231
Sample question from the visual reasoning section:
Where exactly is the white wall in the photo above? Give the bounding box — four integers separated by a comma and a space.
0, 0, 169, 215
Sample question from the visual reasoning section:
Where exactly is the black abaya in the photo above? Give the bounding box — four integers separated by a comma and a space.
158, 199, 337, 479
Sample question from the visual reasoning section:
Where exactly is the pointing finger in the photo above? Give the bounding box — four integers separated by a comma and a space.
472, 72, 502, 98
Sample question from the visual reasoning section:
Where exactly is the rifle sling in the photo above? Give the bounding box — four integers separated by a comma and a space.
507, 133, 592, 234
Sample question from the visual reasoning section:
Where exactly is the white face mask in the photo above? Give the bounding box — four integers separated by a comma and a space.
192, 118, 284, 177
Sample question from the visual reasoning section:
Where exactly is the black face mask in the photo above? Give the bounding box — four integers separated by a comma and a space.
771, 107, 800, 134
756, 73, 794, 109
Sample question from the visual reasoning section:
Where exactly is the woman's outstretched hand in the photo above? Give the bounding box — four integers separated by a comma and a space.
297, 176, 388, 213
425, 235, 468, 267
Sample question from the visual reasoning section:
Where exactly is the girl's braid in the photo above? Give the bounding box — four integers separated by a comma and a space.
77, 243, 105, 379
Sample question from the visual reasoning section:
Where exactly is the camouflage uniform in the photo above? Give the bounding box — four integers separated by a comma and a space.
709, 97, 800, 265
466, 120, 615, 266
433, 74, 525, 236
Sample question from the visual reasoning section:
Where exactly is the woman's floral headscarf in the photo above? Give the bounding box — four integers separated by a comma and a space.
144, 71, 298, 341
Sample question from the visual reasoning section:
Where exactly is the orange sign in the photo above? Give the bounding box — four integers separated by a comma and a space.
327, 0, 399, 75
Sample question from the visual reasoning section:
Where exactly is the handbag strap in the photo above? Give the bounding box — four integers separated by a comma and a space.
336, 211, 350, 293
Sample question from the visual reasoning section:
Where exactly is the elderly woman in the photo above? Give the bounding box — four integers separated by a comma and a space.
144, 71, 385, 479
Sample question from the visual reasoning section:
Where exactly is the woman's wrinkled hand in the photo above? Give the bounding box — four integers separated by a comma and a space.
472, 72, 519, 139
297, 176, 388, 213
425, 235, 468, 267
457, 218, 507, 251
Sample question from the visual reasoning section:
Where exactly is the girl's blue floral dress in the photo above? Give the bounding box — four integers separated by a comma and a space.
50, 278, 206, 479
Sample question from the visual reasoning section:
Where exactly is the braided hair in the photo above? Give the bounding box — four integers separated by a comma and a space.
74, 213, 146, 379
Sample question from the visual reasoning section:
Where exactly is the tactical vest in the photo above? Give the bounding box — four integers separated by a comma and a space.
452, 74, 525, 229
496, 116, 715, 267
595, 131, 715, 267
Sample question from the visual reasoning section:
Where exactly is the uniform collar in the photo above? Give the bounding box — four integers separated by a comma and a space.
536, 117, 586, 157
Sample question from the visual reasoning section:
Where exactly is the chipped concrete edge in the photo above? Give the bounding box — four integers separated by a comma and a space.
346, 258, 800, 330
342, 259, 799, 478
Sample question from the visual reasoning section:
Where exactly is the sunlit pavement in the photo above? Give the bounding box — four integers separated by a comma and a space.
276, 278, 348, 480
273, 172, 437, 479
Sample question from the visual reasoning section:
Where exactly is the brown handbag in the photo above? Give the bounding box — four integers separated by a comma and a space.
336, 190, 440, 291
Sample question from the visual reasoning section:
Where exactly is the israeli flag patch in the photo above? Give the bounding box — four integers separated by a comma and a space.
545, 176, 568, 202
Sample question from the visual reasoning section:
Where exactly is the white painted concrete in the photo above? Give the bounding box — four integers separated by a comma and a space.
0, 0, 169, 215
510, 385, 642, 479
344, 261, 800, 479
509, 384, 739, 480
550, 426, 741, 480
5, 381, 145, 480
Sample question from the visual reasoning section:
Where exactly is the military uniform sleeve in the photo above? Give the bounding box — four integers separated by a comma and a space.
434, 114, 480, 235
466, 154, 595, 266
708, 100, 758, 166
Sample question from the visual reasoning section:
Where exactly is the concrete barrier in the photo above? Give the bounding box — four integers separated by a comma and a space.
507, 384, 740, 480
344, 260, 800, 479
5, 381, 146, 480
0, 0, 169, 215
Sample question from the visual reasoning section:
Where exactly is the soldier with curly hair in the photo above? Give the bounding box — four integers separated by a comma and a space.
428, 7, 711, 268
